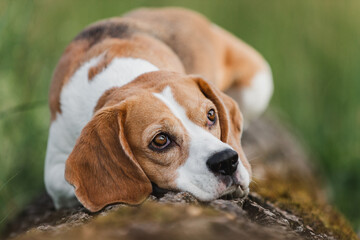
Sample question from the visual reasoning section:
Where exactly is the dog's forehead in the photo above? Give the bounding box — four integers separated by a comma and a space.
126, 85, 201, 120
152, 84, 213, 121
122, 89, 182, 135
152, 85, 214, 132
153, 86, 187, 120
125, 76, 210, 117
131, 70, 206, 103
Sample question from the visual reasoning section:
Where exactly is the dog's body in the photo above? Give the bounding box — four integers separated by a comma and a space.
45, 8, 273, 212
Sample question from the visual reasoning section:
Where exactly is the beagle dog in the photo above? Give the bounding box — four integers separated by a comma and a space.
44, 7, 273, 212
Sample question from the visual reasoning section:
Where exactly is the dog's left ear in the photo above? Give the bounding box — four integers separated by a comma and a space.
65, 103, 152, 212
194, 77, 243, 145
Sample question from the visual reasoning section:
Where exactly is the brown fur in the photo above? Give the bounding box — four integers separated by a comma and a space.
50, 7, 267, 121
86, 35, 185, 81
65, 103, 152, 212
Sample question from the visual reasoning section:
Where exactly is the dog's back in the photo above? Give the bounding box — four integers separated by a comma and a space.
50, 7, 269, 120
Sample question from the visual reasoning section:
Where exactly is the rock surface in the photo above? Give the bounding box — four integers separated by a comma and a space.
3, 115, 358, 240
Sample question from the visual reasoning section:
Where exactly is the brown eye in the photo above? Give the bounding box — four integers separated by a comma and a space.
207, 109, 216, 123
151, 133, 170, 150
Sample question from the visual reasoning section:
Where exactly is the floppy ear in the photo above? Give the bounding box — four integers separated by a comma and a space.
65, 104, 152, 212
194, 77, 243, 145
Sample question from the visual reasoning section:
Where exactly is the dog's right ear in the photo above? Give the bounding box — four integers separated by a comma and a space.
65, 103, 152, 212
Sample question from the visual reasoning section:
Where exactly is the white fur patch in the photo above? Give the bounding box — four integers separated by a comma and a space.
237, 159, 250, 190
154, 86, 250, 200
44, 57, 158, 208
227, 65, 273, 125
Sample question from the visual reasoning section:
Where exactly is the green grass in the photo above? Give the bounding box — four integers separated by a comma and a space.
1, 0, 359, 232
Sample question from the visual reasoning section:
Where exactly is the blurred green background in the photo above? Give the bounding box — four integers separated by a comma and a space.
0, 0, 359, 232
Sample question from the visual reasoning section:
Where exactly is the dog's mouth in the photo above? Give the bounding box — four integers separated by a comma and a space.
219, 175, 249, 200
220, 185, 249, 200
151, 174, 249, 201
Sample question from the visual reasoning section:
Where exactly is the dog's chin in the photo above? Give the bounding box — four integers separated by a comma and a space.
220, 185, 249, 200
217, 174, 249, 200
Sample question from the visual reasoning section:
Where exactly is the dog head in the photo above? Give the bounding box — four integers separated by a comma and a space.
65, 71, 251, 212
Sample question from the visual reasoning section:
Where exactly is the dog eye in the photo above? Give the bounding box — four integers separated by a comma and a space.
207, 109, 216, 125
151, 133, 171, 150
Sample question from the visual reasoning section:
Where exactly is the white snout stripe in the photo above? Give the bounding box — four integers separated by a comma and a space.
154, 86, 249, 200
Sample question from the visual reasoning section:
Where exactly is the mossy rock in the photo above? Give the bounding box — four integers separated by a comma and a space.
3, 115, 358, 240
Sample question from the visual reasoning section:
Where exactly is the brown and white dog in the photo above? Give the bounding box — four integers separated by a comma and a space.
44, 7, 273, 212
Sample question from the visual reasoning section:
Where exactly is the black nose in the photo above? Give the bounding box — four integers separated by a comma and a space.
206, 149, 239, 176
